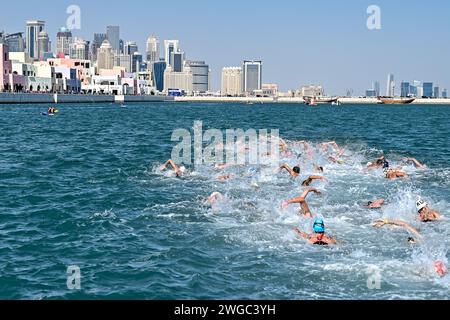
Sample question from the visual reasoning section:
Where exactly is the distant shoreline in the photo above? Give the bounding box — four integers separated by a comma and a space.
1, 93, 450, 105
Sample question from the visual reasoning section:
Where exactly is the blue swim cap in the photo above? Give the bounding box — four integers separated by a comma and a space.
248, 167, 257, 175
313, 218, 326, 234
382, 160, 390, 169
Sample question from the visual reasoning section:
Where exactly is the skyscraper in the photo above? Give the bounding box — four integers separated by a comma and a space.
423, 82, 433, 98
243, 60, 262, 94
91, 33, 107, 61
153, 60, 167, 92
386, 74, 395, 97
442, 89, 448, 98
56, 27, 73, 57
373, 81, 380, 96
222, 67, 243, 96
37, 31, 50, 61
146, 36, 160, 64
124, 41, 138, 55
72, 38, 90, 60
400, 82, 410, 97
106, 26, 120, 52
433, 86, 440, 98
26, 20, 45, 60
185, 60, 210, 93
164, 40, 179, 67
97, 40, 114, 70
171, 51, 184, 72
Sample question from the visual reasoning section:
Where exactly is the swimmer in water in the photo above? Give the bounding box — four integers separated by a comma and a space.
282, 188, 322, 218
403, 157, 427, 169
366, 156, 389, 170
294, 218, 337, 246
279, 164, 301, 178
207, 192, 223, 205
302, 175, 326, 187
160, 159, 186, 177
435, 261, 447, 277
373, 219, 422, 240
364, 199, 385, 209
384, 167, 409, 180
314, 165, 325, 173
416, 199, 441, 222
218, 173, 233, 181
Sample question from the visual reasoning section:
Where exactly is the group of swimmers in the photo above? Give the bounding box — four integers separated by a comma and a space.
160, 139, 447, 276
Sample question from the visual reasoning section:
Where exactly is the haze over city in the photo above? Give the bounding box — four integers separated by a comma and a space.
1, 0, 449, 94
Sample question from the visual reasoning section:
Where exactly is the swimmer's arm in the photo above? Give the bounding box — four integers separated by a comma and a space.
161, 159, 178, 172
302, 176, 326, 186
293, 228, 310, 240
390, 220, 422, 238
327, 236, 338, 245
280, 164, 296, 177
404, 157, 426, 168
283, 188, 321, 207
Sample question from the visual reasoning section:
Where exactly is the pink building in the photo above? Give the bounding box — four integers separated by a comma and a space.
0, 44, 26, 92
48, 58, 92, 85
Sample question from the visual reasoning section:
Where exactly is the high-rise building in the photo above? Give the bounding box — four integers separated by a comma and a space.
97, 40, 114, 70
366, 89, 377, 97
146, 36, 160, 64
400, 81, 410, 97
26, 20, 45, 60
56, 27, 73, 57
186, 60, 210, 93
5, 33, 25, 52
91, 33, 107, 61
164, 40, 179, 67
132, 52, 143, 73
124, 41, 138, 55
433, 86, 440, 98
373, 81, 380, 96
423, 82, 433, 98
106, 26, 120, 52
72, 38, 90, 60
171, 51, 184, 72
37, 31, 50, 61
221, 67, 242, 96
386, 73, 395, 96
114, 53, 132, 72
300, 85, 324, 97
152, 60, 166, 92
442, 89, 448, 98
243, 60, 262, 94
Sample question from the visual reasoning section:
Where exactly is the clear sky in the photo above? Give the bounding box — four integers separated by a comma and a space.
1, 0, 449, 95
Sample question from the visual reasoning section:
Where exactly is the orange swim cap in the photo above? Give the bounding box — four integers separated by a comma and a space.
435, 261, 447, 277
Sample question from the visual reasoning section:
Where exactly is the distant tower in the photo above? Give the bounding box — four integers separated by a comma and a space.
37, 31, 50, 60
56, 27, 73, 57
97, 40, 114, 70
91, 33, 107, 61
373, 81, 380, 96
124, 41, 138, 55
146, 36, 160, 64
26, 20, 45, 60
106, 26, 120, 52
386, 74, 395, 97
243, 60, 263, 94
164, 40, 179, 67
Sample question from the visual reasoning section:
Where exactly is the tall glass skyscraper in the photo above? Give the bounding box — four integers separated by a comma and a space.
5, 33, 25, 52
106, 26, 120, 52
153, 61, 167, 92
400, 82, 410, 97
433, 86, 440, 98
386, 74, 395, 96
423, 82, 433, 98
243, 60, 262, 94
164, 40, 179, 67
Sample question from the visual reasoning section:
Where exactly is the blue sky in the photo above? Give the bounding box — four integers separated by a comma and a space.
1, 0, 449, 94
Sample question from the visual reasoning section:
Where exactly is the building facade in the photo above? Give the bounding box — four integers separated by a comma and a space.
26, 20, 45, 60
221, 67, 242, 96
146, 35, 160, 64
106, 26, 120, 53
56, 28, 73, 57
243, 60, 262, 94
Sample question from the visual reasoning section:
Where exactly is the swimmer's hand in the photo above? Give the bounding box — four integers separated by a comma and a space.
373, 219, 390, 228
281, 201, 290, 209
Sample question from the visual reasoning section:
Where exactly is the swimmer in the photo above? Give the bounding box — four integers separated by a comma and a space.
282, 188, 322, 218
218, 173, 233, 181
215, 163, 232, 170
302, 175, 326, 187
435, 261, 447, 277
207, 192, 223, 205
363, 199, 385, 209
280, 164, 301, 178
373, 219, 422, 240
314, 165, 324, 173
160, 159, 186, 177
294, 218, 337, 246
416, 199, 441, 222
384, 167, 409, 180
403, 157, 427, 169
366, 156, 389, 170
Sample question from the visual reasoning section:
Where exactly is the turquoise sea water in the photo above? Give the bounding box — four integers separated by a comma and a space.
0, 102, 449, 300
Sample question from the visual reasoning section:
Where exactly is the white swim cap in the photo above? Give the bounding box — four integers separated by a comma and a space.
416, 199, 428, 212
367, 162, 373, 166
179, 166, 186, 174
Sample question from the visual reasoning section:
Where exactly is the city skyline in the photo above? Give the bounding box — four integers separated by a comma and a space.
1, 0, 449, 94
